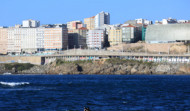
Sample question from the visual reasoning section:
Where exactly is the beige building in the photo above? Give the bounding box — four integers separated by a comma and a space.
7, 27, 22, 54
44, 27, 68, 50
84, 16, 95, 30
0, 24, 68, 54
0, 27, 8, 54
108, 27, 122, 46
67, 20, 83, 30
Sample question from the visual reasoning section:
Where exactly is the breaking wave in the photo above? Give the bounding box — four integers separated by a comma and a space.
0, 82, 30, 87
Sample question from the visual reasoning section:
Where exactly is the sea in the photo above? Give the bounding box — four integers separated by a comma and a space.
0, 75, 190, 111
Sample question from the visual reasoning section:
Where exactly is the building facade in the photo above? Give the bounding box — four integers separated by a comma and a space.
44, 27, 68, 51
0, 27, 8, 54
84, 16, 95, 30
68, 27, 88, 49
121, 24, 137, 43
145, 24, 190, 43
22, 19, 40, 28
67, 20, 83, 30
108, 28, 122, 46
95, 11, 110, 28
135, 18, 152, 25
0, 24, 68, 54
86, 29, 105, 49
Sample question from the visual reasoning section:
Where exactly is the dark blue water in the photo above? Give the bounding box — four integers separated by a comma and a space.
0, 75, 190, 111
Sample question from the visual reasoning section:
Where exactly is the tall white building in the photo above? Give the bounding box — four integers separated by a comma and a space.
86, 29, 105, 49
95, 11, 110, 28
7, 28, 44, 53
22, 19, 40, 28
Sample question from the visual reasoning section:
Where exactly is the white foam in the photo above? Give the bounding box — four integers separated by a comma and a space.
0, 82, 30, 87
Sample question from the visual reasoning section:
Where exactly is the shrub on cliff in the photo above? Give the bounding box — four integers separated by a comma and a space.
55, 59, 93, 66
5, 63, 34, 71
56, 59, 65, 66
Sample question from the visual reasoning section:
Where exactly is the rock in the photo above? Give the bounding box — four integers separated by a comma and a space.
131, 67, 138, 74
1, 58, 190, 75
155, 65, 170, 74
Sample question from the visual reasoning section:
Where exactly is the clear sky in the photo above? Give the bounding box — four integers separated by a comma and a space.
0, 0, 189, 26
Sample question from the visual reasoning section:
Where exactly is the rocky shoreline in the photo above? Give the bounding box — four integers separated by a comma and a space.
0, 59, 190, 75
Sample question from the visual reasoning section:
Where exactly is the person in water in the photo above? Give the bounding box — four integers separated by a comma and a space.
84, 107, 90, 111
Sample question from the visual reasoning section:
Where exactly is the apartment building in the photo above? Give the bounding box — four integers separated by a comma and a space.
68, 27, 88, 48
95, 11, 110, 28
86, 29, 105, 49
7, 27, 22, 53
0, 20, 68, 54
121, 24, 137, 43
67, 20, 83, 30
135, 18, 152, 25
84, 16, 95, 30
108, 27, 122, 46
0, 27, 8, 54
44, 27, 68, 50
22, 19, 40, 28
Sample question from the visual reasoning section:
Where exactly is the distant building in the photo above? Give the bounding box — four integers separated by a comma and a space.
155, 18, 178, 25
121, 24, 141, 43
86, 29, 105, 49
124, 19, 151, 42
67, 20, 84, 30
125, 18, 152, 25
84, 16, 95, 30
22, 19, 40, 28
135, 18, 152, 25
43, 27, 68, 51
145, 24, 190, 43
108, 27, 122, 46
0, 21, 68, 54
68, 27, 88, 49
178, 20, 189, 23
95, 11, 110, 28
0, 27, 8, 54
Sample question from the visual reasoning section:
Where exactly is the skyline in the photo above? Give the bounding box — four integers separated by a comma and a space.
0, 0, 190, 26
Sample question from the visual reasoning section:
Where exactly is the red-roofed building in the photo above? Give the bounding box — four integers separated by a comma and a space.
121, 24, 141, 43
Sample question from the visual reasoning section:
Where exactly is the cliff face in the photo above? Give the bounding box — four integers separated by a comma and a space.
45, 59, 190, 75
1, 59, 190, 75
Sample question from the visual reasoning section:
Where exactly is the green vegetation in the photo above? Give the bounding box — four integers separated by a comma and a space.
55, 58, 155, 67
105, 58, 155, 66
55, 59, 93, 66
143, 61, 155, 66
5, 63, 34, 71
106, 58, 128, 64
56, 59, 65, 66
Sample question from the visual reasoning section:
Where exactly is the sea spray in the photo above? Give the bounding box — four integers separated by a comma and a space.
0, 82, 30, 87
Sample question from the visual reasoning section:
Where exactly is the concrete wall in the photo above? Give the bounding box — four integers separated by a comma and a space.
0, 56, 43, 65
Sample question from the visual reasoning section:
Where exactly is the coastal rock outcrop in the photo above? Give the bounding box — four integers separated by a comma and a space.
0, 58, 189, 75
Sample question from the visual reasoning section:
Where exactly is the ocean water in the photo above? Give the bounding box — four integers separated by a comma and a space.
0, 75, 190, 111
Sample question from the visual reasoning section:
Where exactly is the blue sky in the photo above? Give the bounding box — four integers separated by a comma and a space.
0, 0, 189, 26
